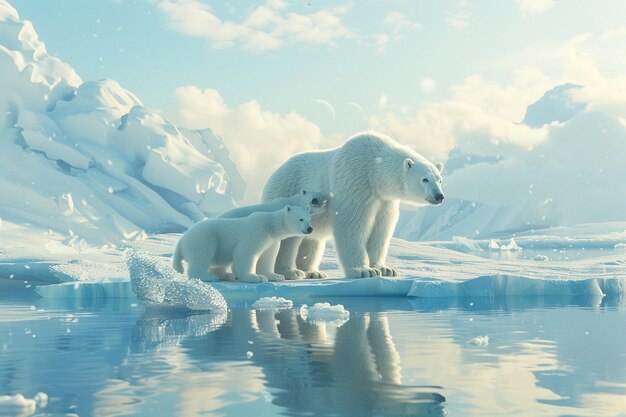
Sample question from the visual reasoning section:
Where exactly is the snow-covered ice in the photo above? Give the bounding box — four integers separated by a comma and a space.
252, 296, 293, 310
300, 302, 350, 325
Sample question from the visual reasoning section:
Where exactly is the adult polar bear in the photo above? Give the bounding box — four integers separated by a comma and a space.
263, 132, 445, 279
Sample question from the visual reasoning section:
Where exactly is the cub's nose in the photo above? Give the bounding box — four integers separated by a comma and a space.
435, 193, 444, 203
311, 198, 319, 205
306, 227, 313, 234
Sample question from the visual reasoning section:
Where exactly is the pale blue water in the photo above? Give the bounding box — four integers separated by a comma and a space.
1, 294, 626, 417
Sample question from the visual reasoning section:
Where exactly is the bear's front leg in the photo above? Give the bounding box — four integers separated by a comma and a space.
367, 201, 400, 277
296, 238, 328, 279
274, 237, 306, 280
333, 202, 382, 278
256, 242, 285, 282
233, 245, 268, 283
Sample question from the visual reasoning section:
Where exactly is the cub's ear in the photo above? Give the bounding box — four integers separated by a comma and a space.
436, 162, 444, 174
301, 190, 307, 195
285, 205, 292, 213
404, 158, 414, 169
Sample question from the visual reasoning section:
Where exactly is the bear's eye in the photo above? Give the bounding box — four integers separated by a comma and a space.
422, 178, 429, 183
299, 218, 304, 222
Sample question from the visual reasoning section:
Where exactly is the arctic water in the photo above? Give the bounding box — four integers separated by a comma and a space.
2, 293, 625, 417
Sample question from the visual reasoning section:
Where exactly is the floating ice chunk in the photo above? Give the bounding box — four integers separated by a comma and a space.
615, 243, 626, 249
0, 392, 47, 417
500, 238, 521, 251
300, 302, 349, 325
125, 248, 226, 312
488, 239, 500, 251
533, 255, 549, 261
252, 296, 293, 310
468, 336, 489, 346
453, 236, 483, 252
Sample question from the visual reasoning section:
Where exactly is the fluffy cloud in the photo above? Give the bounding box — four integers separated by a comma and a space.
154, 0, 355, 51
446, 1, 472, 29
517, 0, 555, 16
384, 11, 422, 38
166, 86, 327, 202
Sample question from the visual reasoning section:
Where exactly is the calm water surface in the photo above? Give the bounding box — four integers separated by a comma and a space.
1, 294, 626, 417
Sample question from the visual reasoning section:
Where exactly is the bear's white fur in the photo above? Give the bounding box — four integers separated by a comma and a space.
218, 190, 328, 280
263, 132, 444, 279
172, 205, 313, 283
218, 190, 327, 219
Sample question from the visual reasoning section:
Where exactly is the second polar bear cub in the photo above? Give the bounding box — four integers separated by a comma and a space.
172, 205, 313, 283
219, 190, 327, 219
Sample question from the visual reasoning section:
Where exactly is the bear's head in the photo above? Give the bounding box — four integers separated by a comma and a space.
284, 205, 313, 235
299, 190, 328, 214
402, 158, 445, 205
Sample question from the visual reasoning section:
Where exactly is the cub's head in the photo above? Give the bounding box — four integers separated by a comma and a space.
402, 158, 445, 205
298, 190, 328, 214
284, 205, 313, 235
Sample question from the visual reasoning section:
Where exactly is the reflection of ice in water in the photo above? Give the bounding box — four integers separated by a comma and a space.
0, 392, 47, 417
125, 248, 226, 311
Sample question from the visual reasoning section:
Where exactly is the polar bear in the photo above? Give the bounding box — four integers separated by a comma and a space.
218, 190, 327, 219
263, 132, 444, 279
172, 205, 313, 283
218, 190, 328, 280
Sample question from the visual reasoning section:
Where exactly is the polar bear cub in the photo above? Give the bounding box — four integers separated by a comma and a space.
173, 205, 313, 283
218, 190, 327, 219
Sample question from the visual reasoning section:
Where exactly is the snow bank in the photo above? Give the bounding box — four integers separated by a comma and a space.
0, 2, 244, 246
300, 302, 349, 325
125, 248, 226, 311
252, 296, 293, 310
0, 392, 47, 417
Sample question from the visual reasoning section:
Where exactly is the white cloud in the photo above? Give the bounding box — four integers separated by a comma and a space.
155, 0, 355, 51
517, 0, 555, 16
446, 1, 472, 29
166, 86, 327, 202
384, 11, 422, 38
419, 77, 437, 93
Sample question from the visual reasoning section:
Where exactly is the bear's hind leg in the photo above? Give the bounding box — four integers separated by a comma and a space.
296, 238, 328, 279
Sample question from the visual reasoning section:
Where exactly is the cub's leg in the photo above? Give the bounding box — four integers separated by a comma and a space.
296, 238, 328, 279
274, 237, 306, 280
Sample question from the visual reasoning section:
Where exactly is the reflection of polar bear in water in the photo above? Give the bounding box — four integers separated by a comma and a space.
179, 308, 446, 417
263, 132, 445, 279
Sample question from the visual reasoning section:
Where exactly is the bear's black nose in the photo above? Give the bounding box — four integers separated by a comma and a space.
311, 198, 319, 205
435, 193, 444, 203
306, 227, 313, 233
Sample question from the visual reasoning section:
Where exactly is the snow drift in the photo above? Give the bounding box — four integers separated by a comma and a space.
0, 1, 244, 246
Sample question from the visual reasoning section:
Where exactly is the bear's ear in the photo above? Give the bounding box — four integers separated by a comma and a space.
285, 205, 292, 213
436, 162, 444, 174
404, 158, 414, 169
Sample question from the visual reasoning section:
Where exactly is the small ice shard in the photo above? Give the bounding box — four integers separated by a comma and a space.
252, 296, 293, 310
488, 239, 500, 251
300, 302, 349, 325
453, 236, 483, 252
533, 255, 549, 261
468, 336, 489, 346
125, 248, 227, 312
500, 238, 521, 251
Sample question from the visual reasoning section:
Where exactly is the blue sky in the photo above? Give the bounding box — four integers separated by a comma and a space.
11, 0, 626, 135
